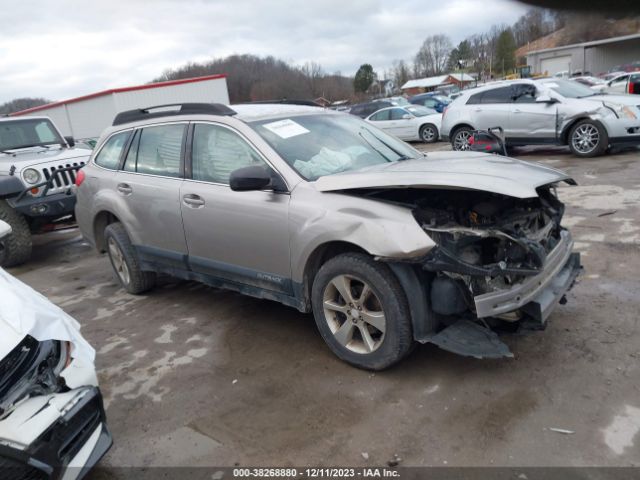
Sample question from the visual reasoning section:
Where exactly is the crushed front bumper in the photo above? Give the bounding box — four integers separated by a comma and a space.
0, 386, 112, 480
474, 230, 581, 322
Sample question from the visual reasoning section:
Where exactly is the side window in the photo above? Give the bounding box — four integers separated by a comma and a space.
94, 131, 130, 170
480, 86, 514, 104
423, 98, 436, 108
612, 75, 628, 85
192, 124, 267, 184
513, 84, 537, 103
370, 110, 390, 121
390, 108, 407, 120
467, 92, 483, 104
135, 124, 185, 178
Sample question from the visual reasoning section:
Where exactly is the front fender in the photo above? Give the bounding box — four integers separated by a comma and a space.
0, 176, 24, 199
289, 186, 435, 282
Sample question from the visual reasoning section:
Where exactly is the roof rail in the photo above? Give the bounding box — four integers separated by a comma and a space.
112, 103, 236, 126
241, 99, 323, 107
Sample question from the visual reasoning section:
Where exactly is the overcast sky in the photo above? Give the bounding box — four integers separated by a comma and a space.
0, 0, 528, 104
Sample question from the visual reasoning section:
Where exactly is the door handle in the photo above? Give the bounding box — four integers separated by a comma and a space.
474, 108, 482, 112
514, 109, 522, 113
117, 183, 132, 195
183, 194, 205, 208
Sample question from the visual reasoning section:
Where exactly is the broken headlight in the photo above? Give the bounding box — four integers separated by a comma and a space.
603, 102, 637, 119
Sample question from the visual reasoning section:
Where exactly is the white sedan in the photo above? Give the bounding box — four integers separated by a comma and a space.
365, 105, 442, 143
0, 221, 111, 479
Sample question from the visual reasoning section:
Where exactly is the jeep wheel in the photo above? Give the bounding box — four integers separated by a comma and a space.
451, 126, 473, 151
568, 120, 608, 158
0, 200, 32, 267
104, 222, 156, 294
419, 124, 438, 143
311, 253, 413, 370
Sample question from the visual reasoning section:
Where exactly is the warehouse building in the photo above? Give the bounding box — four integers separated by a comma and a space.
525, 33, 640, 76
11, 74, 229, 141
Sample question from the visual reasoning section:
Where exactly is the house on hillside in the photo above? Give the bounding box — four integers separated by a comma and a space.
400, 73, 475, 96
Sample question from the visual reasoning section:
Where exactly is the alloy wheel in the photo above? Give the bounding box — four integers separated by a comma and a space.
322, 274, 386, 354
453, 130, 472, 150
108, 237, 131, 286
572, 124, 600, 154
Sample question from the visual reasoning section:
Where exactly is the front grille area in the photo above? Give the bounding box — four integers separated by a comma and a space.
39, 162, 85, 194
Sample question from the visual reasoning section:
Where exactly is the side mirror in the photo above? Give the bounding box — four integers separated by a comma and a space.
229, 166, 274, 192
0, 220, 12, 239
64, 136, 75, 147
536, 94, 558, 104
402, 113, 412, 120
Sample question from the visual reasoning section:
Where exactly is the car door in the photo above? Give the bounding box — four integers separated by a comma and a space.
508, 83, 557, 142
468, 86, 513, 136
180, 122, 292, 294
388, 108, 414, 139
115, 123, 188, 269
608, 75, 629, 94
367, 109, 394, 135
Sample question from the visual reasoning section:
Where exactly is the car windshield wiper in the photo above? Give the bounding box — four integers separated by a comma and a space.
359, 129, 416, 162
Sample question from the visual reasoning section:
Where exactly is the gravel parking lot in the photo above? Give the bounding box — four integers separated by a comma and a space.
9, 144, 640, 469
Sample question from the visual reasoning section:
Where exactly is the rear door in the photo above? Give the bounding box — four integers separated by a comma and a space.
508, 83, 557, 142
180, 122, 292, 294
115, 122, 188, 269
468, 86, 512, 135
608, 74, 629, 94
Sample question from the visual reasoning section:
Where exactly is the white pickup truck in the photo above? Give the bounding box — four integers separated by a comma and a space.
0, 116, 91, 266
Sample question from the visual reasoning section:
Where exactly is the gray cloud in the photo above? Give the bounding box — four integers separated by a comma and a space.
0, 0, 527, 103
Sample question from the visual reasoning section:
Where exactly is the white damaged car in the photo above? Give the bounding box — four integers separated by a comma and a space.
0, 221, 111, 479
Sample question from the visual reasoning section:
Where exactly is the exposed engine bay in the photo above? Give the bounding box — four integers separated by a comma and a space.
353, 184, 569, 319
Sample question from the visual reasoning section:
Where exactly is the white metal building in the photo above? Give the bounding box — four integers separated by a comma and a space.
10, 74, 229, 140
525, 33, 640, 76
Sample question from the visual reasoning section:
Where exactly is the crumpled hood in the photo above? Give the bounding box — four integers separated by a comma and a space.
0, 268, 95, 363
0, 146, 91, 175
314, 151, 574, 199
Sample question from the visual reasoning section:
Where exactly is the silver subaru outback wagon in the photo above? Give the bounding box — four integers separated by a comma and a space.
75, 102, 581, 370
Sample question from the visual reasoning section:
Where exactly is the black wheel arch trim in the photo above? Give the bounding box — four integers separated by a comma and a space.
0, 176, 24, 199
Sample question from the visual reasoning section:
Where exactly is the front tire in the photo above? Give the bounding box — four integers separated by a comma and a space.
104, 222, 156, 294
451, 126, 473, 151
420, 124, 438, 143
0, 200, 32, 267
311, 253, 413, 370
568, 120, 608, 158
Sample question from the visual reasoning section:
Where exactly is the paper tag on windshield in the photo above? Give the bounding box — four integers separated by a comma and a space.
262, 119, 310, 139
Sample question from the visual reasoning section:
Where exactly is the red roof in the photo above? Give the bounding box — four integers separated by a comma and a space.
11, 73, 227, 116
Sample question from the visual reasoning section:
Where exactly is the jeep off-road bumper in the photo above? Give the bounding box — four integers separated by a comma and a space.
473, 229, 581, 323
8, 192, 76, 218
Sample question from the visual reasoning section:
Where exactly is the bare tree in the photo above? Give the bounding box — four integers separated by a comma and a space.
413, 34, 452, 77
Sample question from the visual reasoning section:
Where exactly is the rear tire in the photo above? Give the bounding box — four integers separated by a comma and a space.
104, 222, 156, 294
0, 200, 32, 267
311, 253, 414, 370
568, 120, 608, 158
451, 126, 473, 151
419, 124, 438, 143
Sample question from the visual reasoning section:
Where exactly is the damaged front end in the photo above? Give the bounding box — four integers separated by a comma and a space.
369, 184, 582, 358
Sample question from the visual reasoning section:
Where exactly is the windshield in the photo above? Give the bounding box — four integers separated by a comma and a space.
0, 119, 64, 152
541, 79, 600, 98
405, 105, 437, 117
432, 95, 450, 103
249, 114, 422, 181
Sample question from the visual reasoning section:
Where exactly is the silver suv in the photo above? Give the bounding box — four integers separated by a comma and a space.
76, 103, 581, 369
0, 116, 90, 266
441, 78, 640, 157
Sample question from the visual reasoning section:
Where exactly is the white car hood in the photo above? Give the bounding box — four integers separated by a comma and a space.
0, 146, 91, 174
314, 152, 574, 199
0, 268, 95, 363
584, 94, 640, 106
